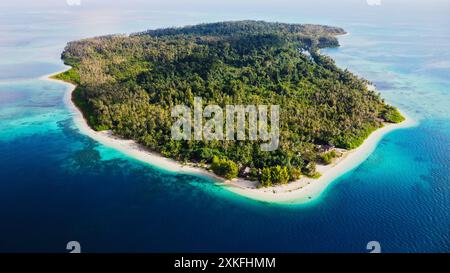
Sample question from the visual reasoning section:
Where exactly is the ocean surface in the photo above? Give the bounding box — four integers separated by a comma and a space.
0, 1, 449, 252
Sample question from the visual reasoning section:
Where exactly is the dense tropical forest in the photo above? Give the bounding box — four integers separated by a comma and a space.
54, 21, 404, 186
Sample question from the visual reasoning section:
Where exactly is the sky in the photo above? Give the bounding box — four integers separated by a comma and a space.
1, 0, 449, 13
0, 1, 449, 33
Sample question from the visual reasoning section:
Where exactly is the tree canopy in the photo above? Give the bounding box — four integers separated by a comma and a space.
54, 20, 404, 186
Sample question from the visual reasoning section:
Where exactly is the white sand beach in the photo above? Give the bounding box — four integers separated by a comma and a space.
225, 115, 416, 204
45, 67, 417, 204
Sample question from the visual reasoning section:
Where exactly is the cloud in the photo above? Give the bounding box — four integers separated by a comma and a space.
66, 0, 81, 6
366, 0, 381, 6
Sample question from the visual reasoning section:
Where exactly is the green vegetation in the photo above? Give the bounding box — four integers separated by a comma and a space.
259, 165, 291, 187
336, 123, 379, 149
52, 69, 80, 84
56, 20, 404, 186
271, 166, 290, 184
381, 105, 405, 123
319, 150, 338, 165
260, 167, 273, 187
260, 165, 290, 187
302, 162, 320, 178
211, 156, 239, 179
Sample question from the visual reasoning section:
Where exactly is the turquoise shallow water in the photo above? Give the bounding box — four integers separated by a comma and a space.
0, 1, 449, 252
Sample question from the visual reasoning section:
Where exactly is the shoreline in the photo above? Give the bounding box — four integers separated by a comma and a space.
226, 115, 416, 204
43, 67, 417, 205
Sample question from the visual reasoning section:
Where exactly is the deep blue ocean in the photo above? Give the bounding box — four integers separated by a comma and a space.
0, 1, 449, 252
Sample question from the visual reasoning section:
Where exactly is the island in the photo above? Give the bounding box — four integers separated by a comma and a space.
50, 21, 411, 204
